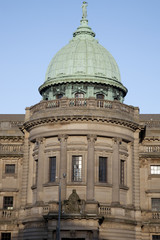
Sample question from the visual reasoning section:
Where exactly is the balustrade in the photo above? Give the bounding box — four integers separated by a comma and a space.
0, 144, 23, 154
30, 98, 136, 118
152, 212, 160, 219
99, 206, 111, 216
143, 145, 160, 153
0, 210, 17, 220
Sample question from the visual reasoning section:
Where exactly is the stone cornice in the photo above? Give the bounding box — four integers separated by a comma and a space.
24, 115, 139, 132
0, 136, 24, 141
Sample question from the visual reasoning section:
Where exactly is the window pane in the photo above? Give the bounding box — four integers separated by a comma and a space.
120, 160, 125, 185
1, 233, 11, 240
153, 236, 160, 240
99, 157, 107, 182
49, 157, 56, 182
152, 198, 160, 211
3, 197, 13, 209
151, 166, 160, 174
72, 156, 82, 182
5, 164, 15, 174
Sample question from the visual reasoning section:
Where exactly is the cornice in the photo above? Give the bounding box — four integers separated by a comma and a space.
24, 115, 139, 132
0, 136, 24, 142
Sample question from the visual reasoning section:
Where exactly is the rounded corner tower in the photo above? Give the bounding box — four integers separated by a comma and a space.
22, 2, 140, 240
39, 2, 127, 103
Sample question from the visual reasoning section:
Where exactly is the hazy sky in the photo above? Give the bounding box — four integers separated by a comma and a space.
0, 0, 160, 114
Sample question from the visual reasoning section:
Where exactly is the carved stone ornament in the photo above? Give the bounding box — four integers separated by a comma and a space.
62, 189, 85, 214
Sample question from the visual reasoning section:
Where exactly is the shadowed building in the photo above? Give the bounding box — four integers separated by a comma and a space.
0, 2, 160, 240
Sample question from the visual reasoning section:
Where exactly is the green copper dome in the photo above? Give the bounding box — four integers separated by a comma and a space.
39, 2, 127, 102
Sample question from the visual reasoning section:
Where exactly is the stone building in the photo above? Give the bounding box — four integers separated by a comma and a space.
0, 2, 160, 240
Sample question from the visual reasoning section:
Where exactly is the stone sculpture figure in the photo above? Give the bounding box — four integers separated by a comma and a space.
82, 1, 88, 19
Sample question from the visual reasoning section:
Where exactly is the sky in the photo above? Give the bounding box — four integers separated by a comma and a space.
0, 0, 160, 114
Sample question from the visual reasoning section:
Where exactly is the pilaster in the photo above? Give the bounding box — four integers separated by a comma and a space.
21, 130, 30, 207
112, 138, 121, 205
127, 141, 134, 206
58, 134, 68, 201
133, 129, 140, 209
86, 134, 97, 201
36, 137, 45, 203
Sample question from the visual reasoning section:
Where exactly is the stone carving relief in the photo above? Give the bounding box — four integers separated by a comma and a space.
62, 189, 85, 214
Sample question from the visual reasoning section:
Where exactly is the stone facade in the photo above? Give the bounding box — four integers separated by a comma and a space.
0, 105, 160, 240
1, 3, 160, 240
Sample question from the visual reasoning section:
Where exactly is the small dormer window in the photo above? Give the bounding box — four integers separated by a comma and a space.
97, 94, 104, 99
75, 93, 84, 98
56, 94, 63, 99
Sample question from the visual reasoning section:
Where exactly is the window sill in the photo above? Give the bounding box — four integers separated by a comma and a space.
119, 185, 129, 190
43, 182, 59, 187
95, 182, 112, 187
148, 174, 160, 179
67, 182, 86, 186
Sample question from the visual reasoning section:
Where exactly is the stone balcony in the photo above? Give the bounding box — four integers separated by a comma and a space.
24, 98, 139, 131
0, 209, 18, 222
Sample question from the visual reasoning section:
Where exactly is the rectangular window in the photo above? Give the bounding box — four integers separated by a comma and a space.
152, 236, 160, 240
72, 155, 82, 182
1, 233, 11, 240
151, 165, 160, 174
5, 164, 15, 174
152, 198, 160, 211
99, 157, 107, 182
3, 197, 13, 210
49, 157, 56, 182
120, 160, 125, 186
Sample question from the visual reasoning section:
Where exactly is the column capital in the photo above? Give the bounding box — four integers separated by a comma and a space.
58, 134, 68, 143
112, 137, 122, 145
87, 134, 97, 143
36, 137, 45, 145
128, 141, 134, 147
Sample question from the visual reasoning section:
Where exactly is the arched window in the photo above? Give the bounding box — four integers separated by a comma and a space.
96, 94, 104, 99
56, 94, 63, 99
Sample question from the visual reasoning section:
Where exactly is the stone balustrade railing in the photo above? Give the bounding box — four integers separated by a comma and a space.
152, 212, 160, 219
0, 209, 18, 220
29, 98, 138, 121
99, 206, 111, 216
0, 144, 23, 155
140, 145, 160, 153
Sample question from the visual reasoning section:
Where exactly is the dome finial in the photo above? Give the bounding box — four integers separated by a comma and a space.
82, 1, 88, 19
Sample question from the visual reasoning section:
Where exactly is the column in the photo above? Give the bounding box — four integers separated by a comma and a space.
87, 135, 97, 201
58, 134, 68, 201
37, 137, 45, 203
112, 138, 121, 205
